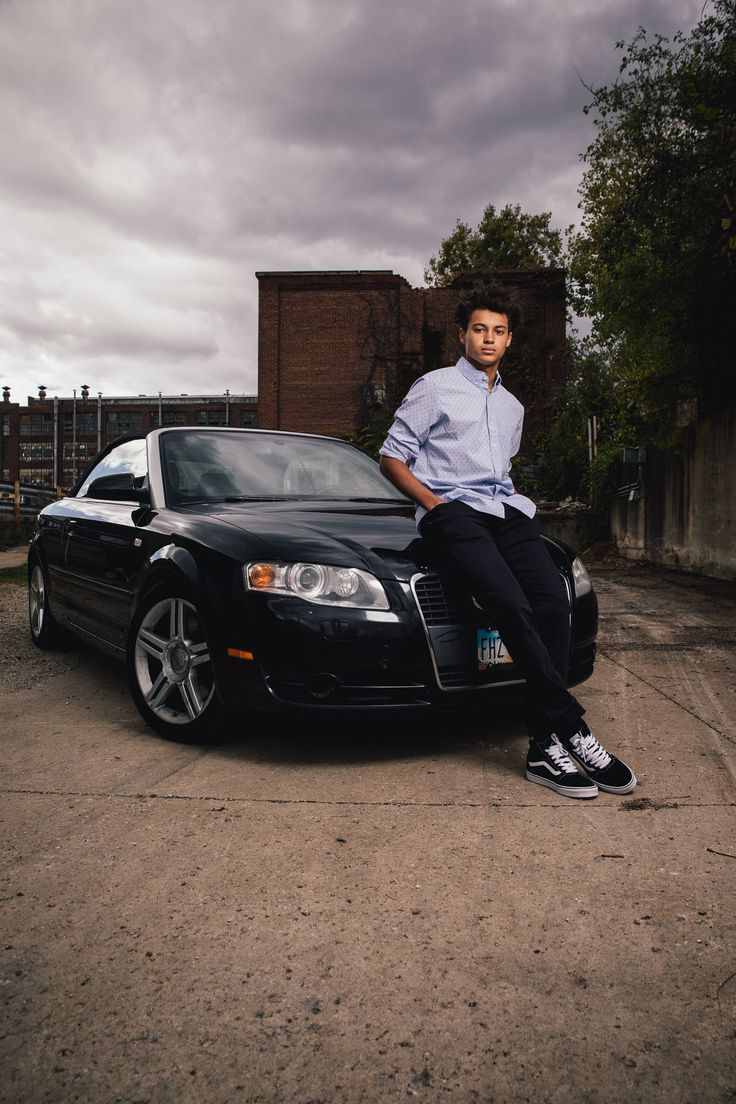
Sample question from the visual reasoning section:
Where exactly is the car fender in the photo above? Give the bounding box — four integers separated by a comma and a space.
133, 542, 200, 600
27, 533, 44, 573
27, 531, 70, 625
132, 543, 230, 640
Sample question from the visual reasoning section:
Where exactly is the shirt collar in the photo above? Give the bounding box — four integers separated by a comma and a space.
457, 356, 502, 393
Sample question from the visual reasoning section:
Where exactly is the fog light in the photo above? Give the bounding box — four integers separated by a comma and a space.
307, 672, 339, 700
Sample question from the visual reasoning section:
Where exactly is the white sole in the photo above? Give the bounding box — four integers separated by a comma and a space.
586, 773, 637, 795
526, 769, 598, 799
567, 755, 638, 795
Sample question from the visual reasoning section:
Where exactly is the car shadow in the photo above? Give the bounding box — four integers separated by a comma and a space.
208, 700, 527, 778
65, 640, 527, 780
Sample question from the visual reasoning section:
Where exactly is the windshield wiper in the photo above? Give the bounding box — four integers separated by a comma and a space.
223, 495, 302, 502
220, 494, 411, 504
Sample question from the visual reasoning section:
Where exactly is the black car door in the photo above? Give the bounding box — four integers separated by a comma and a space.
63, 500, 146, 650
61, 438, 149, 652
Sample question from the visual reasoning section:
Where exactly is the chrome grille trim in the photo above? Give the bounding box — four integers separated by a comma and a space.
411, 573, 475, 626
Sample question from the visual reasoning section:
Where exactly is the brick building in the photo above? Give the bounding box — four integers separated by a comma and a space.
0, 389, 257, 490
256, 268, 567, 451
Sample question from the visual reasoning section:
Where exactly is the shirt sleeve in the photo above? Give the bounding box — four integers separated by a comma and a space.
510, 413, 524, 458
379, 376, 438, 465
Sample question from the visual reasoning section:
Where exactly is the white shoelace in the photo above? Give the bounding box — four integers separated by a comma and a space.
546, 736, 579, 775
570, 730, 612, 770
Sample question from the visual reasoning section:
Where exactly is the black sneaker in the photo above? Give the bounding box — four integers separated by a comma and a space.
526, 735, 599, 799
560, 725, 637, 795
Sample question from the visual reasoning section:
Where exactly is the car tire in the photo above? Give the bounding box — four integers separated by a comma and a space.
127, 586, 225, 742
28, 558, 68, 649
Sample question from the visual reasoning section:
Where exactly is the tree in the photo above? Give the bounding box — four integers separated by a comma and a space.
569, 0, 736, 443
532, 335, 636, 504
348, 292, 420, 459
425, 203, 566, 285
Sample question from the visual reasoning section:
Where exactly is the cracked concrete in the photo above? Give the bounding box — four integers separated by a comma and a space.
1, 563, 735, 1103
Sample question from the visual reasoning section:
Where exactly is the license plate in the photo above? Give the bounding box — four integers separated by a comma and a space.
477, 627, 512, 669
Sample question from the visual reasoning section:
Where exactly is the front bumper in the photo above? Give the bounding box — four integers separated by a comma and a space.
216, 569, 598, 712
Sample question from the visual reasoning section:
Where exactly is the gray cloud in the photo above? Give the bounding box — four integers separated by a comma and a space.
0, 0, 705, 403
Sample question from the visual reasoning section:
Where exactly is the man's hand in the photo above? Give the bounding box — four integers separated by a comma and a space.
379, 456, 445, 512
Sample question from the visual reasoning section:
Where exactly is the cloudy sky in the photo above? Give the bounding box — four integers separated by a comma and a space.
1, 0, 704, 405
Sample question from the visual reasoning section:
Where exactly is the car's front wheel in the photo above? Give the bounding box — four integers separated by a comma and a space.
127, 589, 225, 741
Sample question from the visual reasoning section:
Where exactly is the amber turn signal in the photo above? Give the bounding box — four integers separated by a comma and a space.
249, 563, 275, 588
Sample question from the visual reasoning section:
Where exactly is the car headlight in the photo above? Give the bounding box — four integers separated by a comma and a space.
571, 556, 592, 597
244, 561, 390, 610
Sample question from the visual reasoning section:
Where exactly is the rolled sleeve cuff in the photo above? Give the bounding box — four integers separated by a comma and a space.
378, 438, 415, 464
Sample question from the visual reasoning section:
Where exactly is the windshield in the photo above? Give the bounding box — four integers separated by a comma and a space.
160, 429, 405, 506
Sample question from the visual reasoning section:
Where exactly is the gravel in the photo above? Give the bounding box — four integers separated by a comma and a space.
0, 579, 96, 694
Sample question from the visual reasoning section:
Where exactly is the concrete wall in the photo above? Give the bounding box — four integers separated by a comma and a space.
611, 407, 736, 580
538, 509, 603, 555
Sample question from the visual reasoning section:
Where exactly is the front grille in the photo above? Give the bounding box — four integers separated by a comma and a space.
411, 568, 573, 693
411, 571, 523, 692
414, 569, 571, 626
412, 573, 478, 627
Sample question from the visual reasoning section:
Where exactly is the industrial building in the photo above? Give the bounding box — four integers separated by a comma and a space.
0, 388, 257, 490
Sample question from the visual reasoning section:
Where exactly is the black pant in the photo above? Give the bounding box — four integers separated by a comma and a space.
419, 500, 584, 742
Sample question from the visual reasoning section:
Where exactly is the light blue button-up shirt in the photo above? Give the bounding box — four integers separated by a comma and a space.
379, 356, 536, 525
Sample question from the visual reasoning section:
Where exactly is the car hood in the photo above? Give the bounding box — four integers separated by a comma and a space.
195, 499, 427, 582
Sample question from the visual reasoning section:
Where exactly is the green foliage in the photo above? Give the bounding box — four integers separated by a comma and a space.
533, 336, 635, 503
569, 0, 736, 440
346, 408, 397, 461
0, 517, 35, 550
425, 203, 566, 286
0, 564, 26, 585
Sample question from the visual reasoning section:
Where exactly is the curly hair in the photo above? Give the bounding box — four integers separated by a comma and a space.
454, 282, 522, 332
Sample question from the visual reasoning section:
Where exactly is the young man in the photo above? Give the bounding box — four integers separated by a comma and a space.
379, 284, 636, 799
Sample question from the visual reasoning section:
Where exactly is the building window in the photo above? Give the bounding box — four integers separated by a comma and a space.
162, 411, 187, 425
240, 410, 257, 428
20, 443, 54, 461
63, 412, 97, 435
20, 413, 54, 436
106, 412, 142, 434
62, 441, 99, 459
1, 467, 10, 481
2, 415, 10, 437
19, 468, 53, 485
196, 409, 227, 425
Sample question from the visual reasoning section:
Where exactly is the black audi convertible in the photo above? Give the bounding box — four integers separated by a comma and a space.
27, 427, 597, 739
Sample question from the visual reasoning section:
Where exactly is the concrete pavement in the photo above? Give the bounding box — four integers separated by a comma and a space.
1, 563, 734, 1103
0, 545, 27, 569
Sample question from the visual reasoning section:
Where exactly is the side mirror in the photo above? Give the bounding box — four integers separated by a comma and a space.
86, 472, 150, 504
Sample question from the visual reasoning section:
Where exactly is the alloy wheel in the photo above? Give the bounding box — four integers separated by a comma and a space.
29, 564, 46, 639
133, 596, 215, 725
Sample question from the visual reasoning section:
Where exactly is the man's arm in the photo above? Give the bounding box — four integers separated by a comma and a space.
379, 375, 444, 511
379, 456, 445, 512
